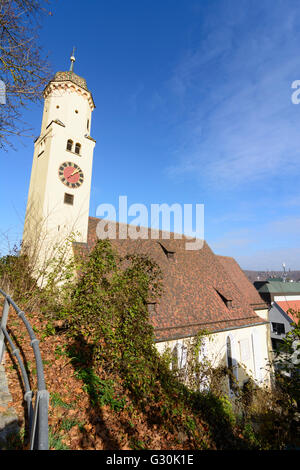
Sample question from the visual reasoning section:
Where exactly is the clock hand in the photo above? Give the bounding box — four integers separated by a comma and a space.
69, 168, 80, 177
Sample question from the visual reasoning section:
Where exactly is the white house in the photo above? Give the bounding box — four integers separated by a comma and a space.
269, 299, 300, 351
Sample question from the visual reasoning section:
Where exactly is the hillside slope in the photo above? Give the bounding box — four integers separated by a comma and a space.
2, 311, 251, 451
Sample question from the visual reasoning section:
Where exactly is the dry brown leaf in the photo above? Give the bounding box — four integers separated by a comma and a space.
83, 423, 93, 432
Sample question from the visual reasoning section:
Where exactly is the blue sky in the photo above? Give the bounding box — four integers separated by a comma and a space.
1, 0, 300, 270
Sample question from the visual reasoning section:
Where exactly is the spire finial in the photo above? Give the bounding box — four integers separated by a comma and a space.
70, 47, 76, 72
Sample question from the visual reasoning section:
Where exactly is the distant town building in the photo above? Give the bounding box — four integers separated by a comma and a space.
253, 280, 300, 306
269, 300, 300, 351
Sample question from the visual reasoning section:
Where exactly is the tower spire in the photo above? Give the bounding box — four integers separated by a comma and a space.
70, 47, 75, 72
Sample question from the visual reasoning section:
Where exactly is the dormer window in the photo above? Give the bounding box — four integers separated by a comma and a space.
66, 139, 73, 151
216, 289, 233, 309
147, 302, 156, 313
158, 241, 176, 261
75, 142, 81, 155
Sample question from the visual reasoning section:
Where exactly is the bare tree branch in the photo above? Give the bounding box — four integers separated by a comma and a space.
0, 0, 53, 149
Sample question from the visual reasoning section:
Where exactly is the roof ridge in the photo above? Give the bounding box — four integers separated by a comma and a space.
88, 216, 205, 242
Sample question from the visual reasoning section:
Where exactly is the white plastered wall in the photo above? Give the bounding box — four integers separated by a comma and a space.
155, 323, 271, 391
23, 80, 95, 278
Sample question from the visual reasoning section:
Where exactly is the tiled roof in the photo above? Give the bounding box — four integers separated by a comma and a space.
52, 71, 89, 91
74, 217, 268, 343
275, 300, 300, 324
256, 280, 300, 294
217, 255, 268, 309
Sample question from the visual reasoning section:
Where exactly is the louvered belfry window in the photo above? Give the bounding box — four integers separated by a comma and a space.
66, 139, 73, 151
64, 193, 74, 205
75, 142, 81, 154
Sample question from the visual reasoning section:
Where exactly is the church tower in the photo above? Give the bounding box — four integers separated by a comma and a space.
23, 52, 96, 272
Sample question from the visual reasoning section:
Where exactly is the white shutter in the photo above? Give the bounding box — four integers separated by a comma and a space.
180, 344, 188, 369
239, 338, 250, 362
198, 337, 210, 392
198, 337, 208, 363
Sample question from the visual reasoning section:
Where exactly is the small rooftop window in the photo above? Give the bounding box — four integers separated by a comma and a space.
158, 242, 176, 261
216, 289, 233, 309
147, 302, 156, 313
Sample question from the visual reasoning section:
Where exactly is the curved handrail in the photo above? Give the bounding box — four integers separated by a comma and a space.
0, 288, 49, 450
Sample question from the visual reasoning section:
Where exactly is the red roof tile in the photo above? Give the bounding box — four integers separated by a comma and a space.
217, 255, 267, 309
275, 300, 300, 324
74, 217, 268, 342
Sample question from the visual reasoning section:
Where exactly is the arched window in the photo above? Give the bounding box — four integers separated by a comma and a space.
198, 336, 208, 363
226, 335, 238, 393
226, 336, 234, 390
251, 331, 263, 384
171, 345, 179, 370
180, 344, 188, 369
75, 142, 81, 155
198, 337, 210, 393
66, 139, 73, 151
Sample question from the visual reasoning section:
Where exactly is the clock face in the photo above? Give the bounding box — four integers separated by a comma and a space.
58, 162, 84, 188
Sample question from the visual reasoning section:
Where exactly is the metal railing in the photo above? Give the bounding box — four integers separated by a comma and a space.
0, 288, 49, 450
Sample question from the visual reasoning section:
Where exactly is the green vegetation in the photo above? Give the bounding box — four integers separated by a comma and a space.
74, 368, 126, 412
50, 392, 73, 410
1, 238, 300, 450
48, 428, 70, 450
273, 309, 300, 409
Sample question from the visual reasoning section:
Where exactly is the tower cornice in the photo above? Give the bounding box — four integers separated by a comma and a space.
44, 72, 95, 110
52, 71, 88, 90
